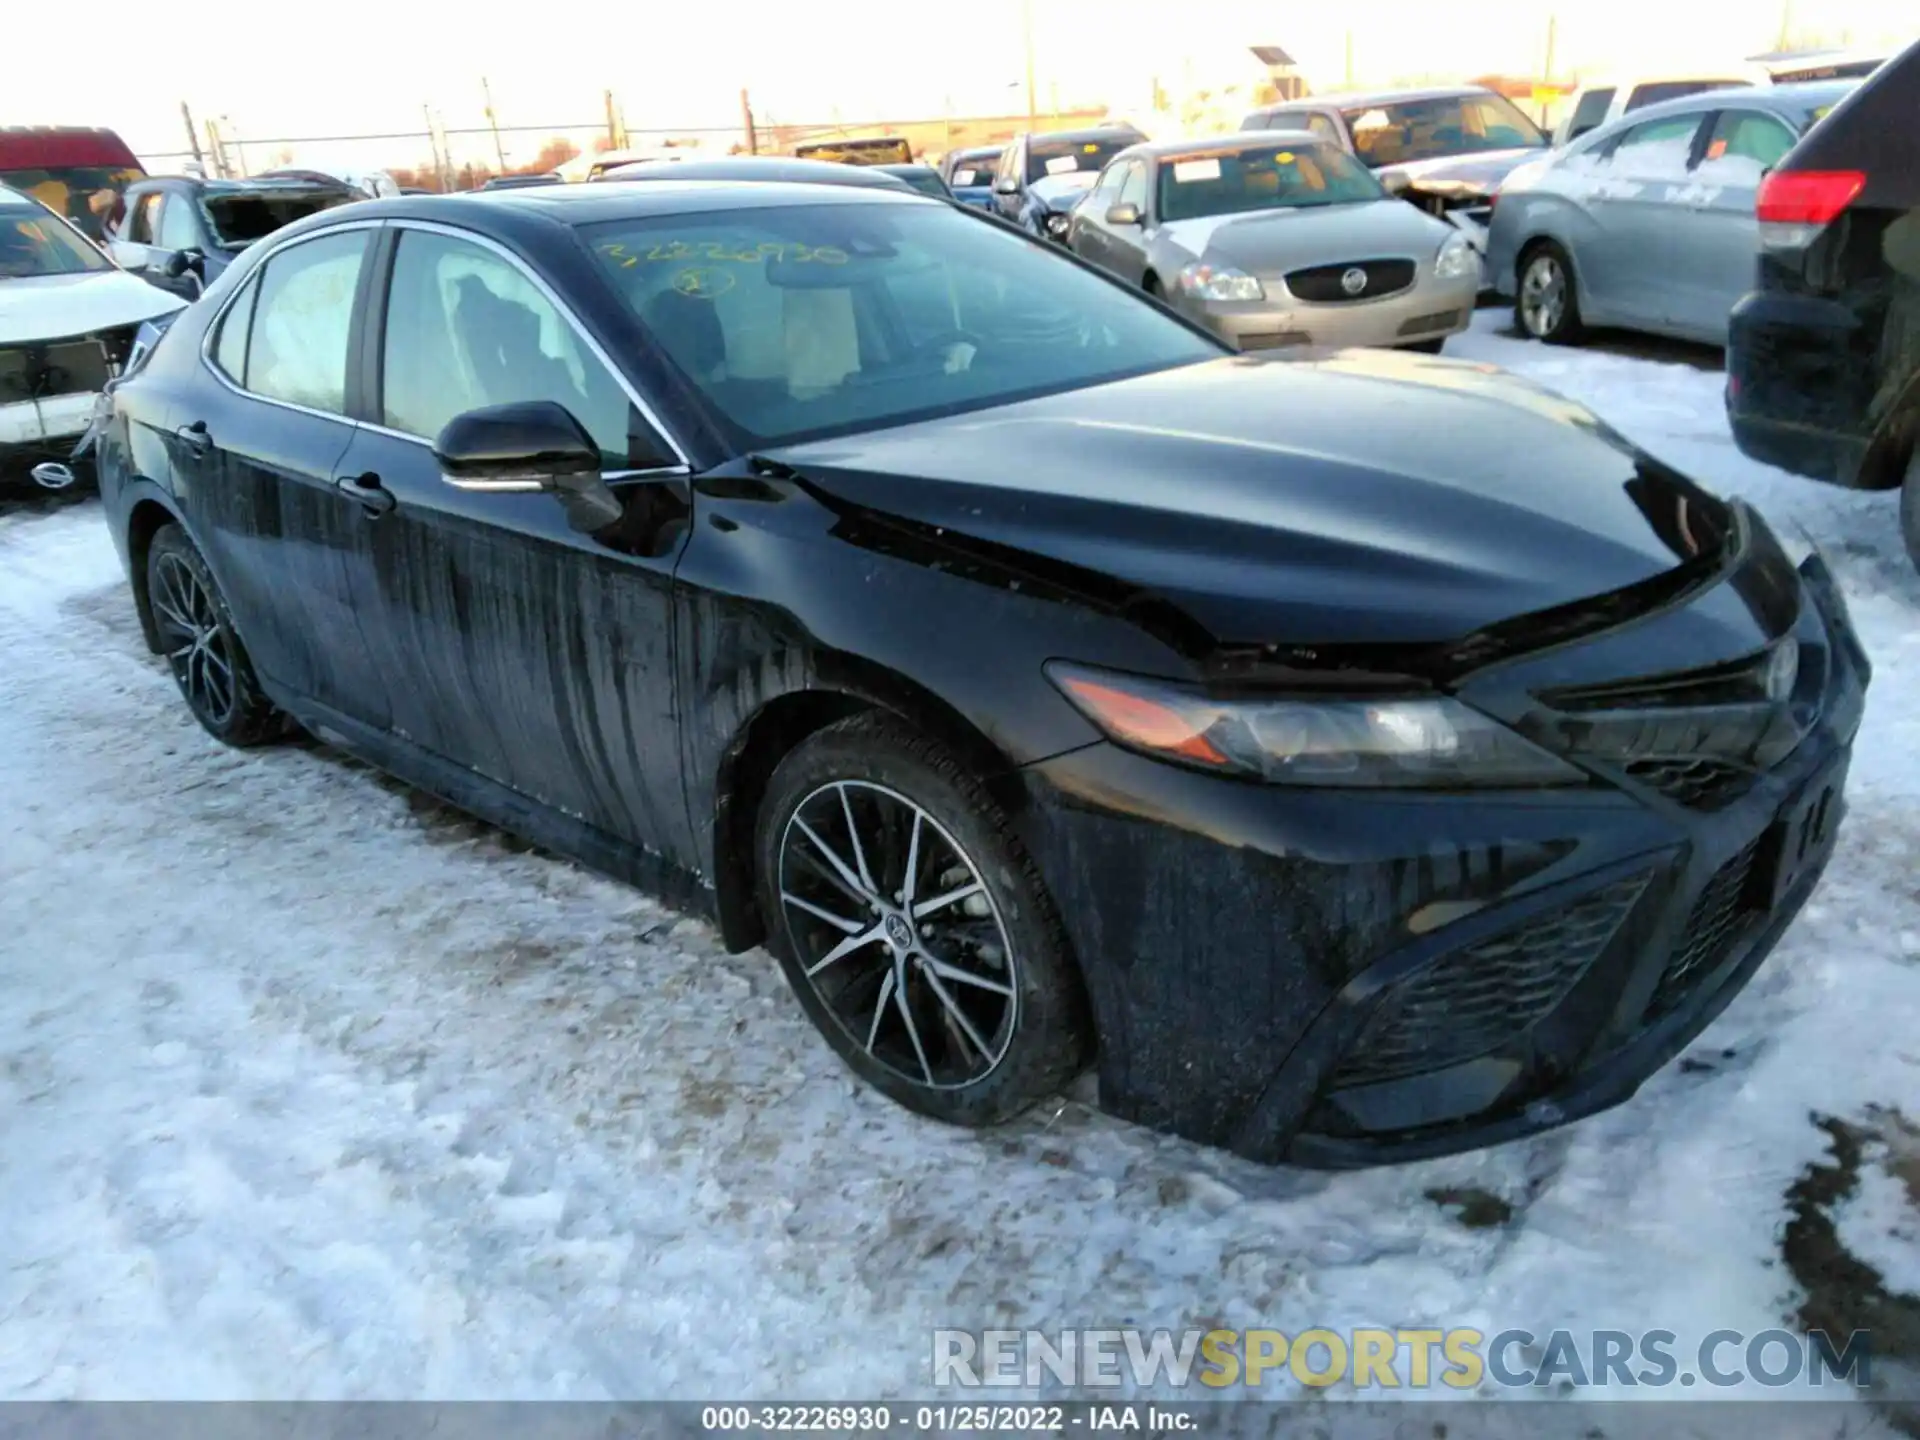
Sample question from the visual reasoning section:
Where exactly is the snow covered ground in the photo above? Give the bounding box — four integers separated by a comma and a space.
3, 310, 1919, 1426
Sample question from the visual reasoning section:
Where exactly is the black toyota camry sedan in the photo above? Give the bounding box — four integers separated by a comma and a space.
93, 179, 1870, 1166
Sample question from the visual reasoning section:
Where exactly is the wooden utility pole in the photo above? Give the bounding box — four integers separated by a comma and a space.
604, 90, 621, 151
1345, 31, 1355, 86
1022, 0, 1037, 129
1541, 14, 1558, 127
481, 76, 507, 171
179, 102, 204, 168
740, 88, 759, 154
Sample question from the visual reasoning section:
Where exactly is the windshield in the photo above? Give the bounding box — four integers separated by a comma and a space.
0, 203, 111, 277
586, 203, 1218, 447
204, 191, 352, 248
0, 165, 144, 241
1157, 143, 1385, 222
1026, 137, 1134, 183
1341, 94, 1546, 166
947, 156, 998, 188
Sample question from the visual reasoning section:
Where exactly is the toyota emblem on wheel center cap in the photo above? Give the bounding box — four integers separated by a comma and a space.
1341, 267, 1369, 296
884, 913, 914, 949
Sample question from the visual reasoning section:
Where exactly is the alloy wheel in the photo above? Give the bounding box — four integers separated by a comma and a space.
1521, 253, 1567, 338
776, 780, 1019, 1089
150, 551, 237, 728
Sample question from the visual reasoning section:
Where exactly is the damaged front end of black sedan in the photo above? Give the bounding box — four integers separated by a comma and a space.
749, 352, 1870, 1167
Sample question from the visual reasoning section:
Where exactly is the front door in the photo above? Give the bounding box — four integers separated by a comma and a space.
1671, 108, 1799, 343
184, 225, 391, 727
343, 224, 697, 863
1580, 112, 1709, 329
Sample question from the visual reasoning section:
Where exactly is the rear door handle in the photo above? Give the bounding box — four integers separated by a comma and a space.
337, 470, 395, 516
174, 420, 210, 458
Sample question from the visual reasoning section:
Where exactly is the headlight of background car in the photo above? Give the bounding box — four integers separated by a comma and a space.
1047, 663, 1585, 788
1043, 211, 1071, 238
1434, 231, 1480, 280
1178, 261, 1265, 302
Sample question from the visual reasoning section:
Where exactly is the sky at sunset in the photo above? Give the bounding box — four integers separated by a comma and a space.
7, 0, 1915, 173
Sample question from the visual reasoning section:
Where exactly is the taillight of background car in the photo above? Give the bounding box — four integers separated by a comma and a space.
1756, 169, 1866, 251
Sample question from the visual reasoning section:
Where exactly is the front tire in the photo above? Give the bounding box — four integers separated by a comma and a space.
755, 712, 1091, 1128
1517, 241, 1584, 344
145, 523, 283, 746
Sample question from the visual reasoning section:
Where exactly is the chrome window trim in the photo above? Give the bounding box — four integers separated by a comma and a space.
197, 214, 693, 469
351, 413, 691, 480
197, 217, 384, 428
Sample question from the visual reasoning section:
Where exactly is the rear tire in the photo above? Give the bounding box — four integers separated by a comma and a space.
755, 712, 1091, 1128
1516, 241, 1584, 345
145, 524, 284, 747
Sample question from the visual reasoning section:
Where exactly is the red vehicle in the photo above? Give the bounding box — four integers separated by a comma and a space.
0, 127, 147, 242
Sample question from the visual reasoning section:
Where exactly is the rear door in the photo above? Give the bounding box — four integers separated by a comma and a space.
1579, 110, 1711, 327
335, 222, 697, 859
1670, 106, 1800, 342
184, 224, 391, 727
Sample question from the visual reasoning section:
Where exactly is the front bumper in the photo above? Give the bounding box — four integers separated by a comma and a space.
1182, 268, 1480, 353
1015, 557, 1869, 1167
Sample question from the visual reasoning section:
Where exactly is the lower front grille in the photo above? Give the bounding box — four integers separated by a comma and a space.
0, 340, 111, 404
1239, 330, 1313, 352
1650, 838, 1766, 1016
1334, 875, 1648, 1089
1623, 756, 1758, 810
1285, 258, 1416, 304
1397, 309, 1463, 336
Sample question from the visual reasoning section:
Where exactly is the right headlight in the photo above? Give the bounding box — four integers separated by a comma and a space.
1434, 231, 1480, 279
1047, 662, 1585, 788
1178, 261, 1265, 302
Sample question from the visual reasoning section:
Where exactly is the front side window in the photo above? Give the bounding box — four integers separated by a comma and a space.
1155, 142, 1384, 223
585, 202, 1219, 448
1606, 114, 1706, 179
1342, 94, 1547, 166
157, 195, 201, 252
126, 193, 162, 245
0, 202, 111, 277
381, 229, 642, 464
1115, 162, 1149, 213
244, 229, 368, 414
1025, 135, 1136, 184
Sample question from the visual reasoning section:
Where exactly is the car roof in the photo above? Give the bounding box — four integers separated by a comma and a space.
136, 175, 354, 193
1258, 85, 1492, 110
1124, 131, 1327, 160
1025, 126, 1145, 144
949, 144, 1004, 159
328, 180, 928, 230
1585, 79, 1860, 129
600, 157, 916, 191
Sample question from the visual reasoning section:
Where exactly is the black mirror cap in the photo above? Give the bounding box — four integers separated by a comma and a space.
433, 400, 602, 486
162, 249, 202, 279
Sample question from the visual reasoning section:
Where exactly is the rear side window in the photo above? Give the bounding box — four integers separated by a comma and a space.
243, 229, 368, 415
212, 273, 260, 383
1699, 110, 1798, 174
1565, 88, 1616, 140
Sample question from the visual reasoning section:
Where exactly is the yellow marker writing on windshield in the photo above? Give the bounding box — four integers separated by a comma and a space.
1275, 152, 1295, 164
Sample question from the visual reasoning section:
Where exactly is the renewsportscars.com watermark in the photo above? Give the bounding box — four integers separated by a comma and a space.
933, 1327, 1876, 1392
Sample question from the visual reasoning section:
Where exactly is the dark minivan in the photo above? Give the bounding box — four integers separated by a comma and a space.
1725, 40, 1920, 566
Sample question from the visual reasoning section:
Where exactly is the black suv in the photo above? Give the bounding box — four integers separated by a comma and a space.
990, 125, 1146, 240
1726, 40, 1920, 565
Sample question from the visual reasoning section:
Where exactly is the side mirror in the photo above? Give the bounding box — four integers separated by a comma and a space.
162, 249, 205, 280
434, 400, 624, 532
1378, 171, 1412, 196
1105, 202, 1142, 226
993, 176, 1020, 195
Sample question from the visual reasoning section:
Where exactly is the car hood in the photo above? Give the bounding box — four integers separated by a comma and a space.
0, 270, 185, 345
1028, 172, 1100, 210
1375, 147, 1544, 196
1157, 198, 1451, 269
762, 349, 1730, 652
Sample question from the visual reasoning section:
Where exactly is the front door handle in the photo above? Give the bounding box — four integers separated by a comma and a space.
174, 420, 210, 459
338, 470, 395, 516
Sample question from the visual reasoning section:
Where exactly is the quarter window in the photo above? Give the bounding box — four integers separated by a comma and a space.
212, 273, 260, 384
243, 229, 369, 415
380, 229, 643, 464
